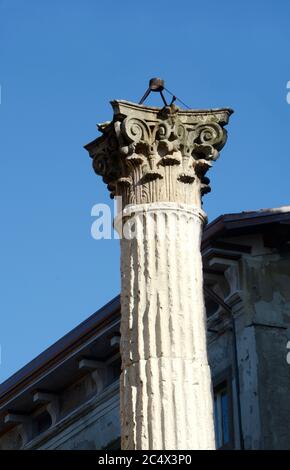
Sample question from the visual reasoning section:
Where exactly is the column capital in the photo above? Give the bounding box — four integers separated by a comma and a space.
85, 100, 233, 208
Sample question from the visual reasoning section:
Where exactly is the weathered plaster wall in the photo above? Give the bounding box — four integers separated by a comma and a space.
206, 236, 290, 450
256, 326, 290, 449
239, 250, 290, 449
236, 324, 261, 449
208, 331, 233, 378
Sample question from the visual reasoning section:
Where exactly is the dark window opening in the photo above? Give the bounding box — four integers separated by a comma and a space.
213, 376, 234, 449
34, 410, 52, 434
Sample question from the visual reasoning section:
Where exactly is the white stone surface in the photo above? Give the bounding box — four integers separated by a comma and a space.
117, 203, 215, 449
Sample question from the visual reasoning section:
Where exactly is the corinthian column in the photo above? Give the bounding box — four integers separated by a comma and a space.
85, 100, 232, 450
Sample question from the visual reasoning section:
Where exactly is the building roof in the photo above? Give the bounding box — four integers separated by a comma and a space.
202, 205, 290, 249
0, 296, 120, 428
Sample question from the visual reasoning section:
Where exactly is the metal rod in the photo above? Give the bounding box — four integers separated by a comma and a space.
160, 90, 168, 106
139, 88, 151, 105
164, 87, 191, 109
139, 78, 191, 109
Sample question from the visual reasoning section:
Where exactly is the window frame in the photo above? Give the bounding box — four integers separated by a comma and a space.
213, 368, 235, 450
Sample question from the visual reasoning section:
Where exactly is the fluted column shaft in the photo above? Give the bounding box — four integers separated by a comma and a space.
117, 202, 215, 450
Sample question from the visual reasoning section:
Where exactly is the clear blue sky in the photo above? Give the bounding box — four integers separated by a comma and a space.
0, 0, 289, 382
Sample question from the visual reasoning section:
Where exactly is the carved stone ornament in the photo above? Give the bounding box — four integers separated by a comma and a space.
85, 101, 233, 208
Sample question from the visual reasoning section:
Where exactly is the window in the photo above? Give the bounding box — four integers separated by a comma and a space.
213, 374, 234, 449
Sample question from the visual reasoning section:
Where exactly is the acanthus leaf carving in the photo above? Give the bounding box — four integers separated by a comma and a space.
85, 101, 233, 207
